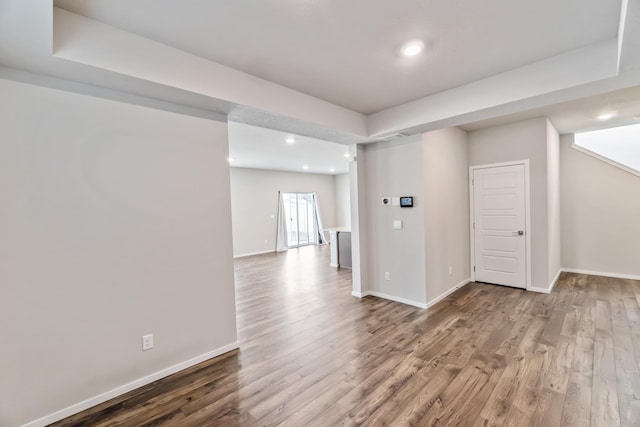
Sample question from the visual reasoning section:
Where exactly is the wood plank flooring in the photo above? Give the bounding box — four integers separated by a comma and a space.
52, 245, 640, 426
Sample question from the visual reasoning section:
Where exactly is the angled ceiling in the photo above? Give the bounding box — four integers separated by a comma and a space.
1, 0, 640, 144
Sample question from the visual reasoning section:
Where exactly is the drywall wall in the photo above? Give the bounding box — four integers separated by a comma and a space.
0, 78, 237, 427
422, 128, 471, 304
350, 144, 368, 296
546, 120, 561, 285
334, 173, 351, 227
362, 137, 427, 306
229, 167, 338, 257
468, 117, 551, 289
561, 134, 640, 277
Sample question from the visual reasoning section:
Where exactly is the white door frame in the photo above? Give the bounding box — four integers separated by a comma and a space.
469, 160, 532, 290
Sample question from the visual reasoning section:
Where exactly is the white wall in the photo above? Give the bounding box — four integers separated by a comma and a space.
229, 167, 337, 257
350, 144, 368, 296
561, 134, 640, 277
362, 137, 427, 306
468, 117, 552, 289
422, 128, 470, 304
0, 79, 237, 427
546, 120, 562, 284
334, 173, 351, 227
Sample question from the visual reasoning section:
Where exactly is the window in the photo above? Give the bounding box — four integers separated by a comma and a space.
282, 192, 317, 248
573, 123, 640, 176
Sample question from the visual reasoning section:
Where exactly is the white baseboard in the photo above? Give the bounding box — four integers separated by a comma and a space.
233, 249, 274, 258
549, 269, 562, 291
527, 269, 562, 294
561, 268, 640, 281
23, 342, 239, 427
527, 286, 552, 294
426, 278, 472, 308
352, 279, 471, 310
361, 291, 428, 309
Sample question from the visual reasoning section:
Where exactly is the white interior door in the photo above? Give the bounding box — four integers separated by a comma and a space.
472, 164, 527, 289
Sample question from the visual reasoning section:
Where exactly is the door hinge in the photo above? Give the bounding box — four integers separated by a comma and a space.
473, 266, 476, 272
473, 222, 475, 229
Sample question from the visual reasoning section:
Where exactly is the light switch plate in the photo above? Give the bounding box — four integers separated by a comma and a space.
393, 220, 403, 230
391, 197, 400, 206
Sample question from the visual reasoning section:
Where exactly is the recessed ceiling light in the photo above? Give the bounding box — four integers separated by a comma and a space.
302, 164, 309, 170
399, 40, 425, 57
227, 157, 234, 162
597, 112, 615, 121
286, 137, 296, 144
343, 152, 350, 158
329, 168, 335, 172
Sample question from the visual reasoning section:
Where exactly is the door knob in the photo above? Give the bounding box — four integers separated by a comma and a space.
512, 230, 524, 236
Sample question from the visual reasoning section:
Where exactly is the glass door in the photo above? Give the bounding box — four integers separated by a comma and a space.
282, 192, 317, 248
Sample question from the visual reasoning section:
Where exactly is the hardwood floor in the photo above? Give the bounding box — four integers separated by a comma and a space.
52, 245, 640, 426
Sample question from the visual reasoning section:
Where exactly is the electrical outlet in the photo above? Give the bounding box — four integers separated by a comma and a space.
385, 272, 391, 281
142, 334, 154, 351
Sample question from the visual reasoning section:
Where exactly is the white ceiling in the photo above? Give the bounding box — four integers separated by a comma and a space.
53, 0, 621, 114
461, 84, 640, 133
228, 122, 350, 175
232, 84, 640, 175
1, 0, 640, 148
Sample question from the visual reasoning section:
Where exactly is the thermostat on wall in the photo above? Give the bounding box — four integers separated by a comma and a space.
400, 196, 414, 208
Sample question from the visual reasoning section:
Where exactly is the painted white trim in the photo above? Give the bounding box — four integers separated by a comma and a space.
469, 160, 531, 291
330, 263, 339, 268
354, 279, 471, 309
233, 249, 274, 259
22, 342, 239, 427
426, 278, 472, 308
469, 160, 531, 170
366, 291, 428, 309
527, 286, 553, 294
548, 269, 562, 292
469, 171, 475, 281
527, 270, 562, 294
352, 290, 427, 309
561, 268, 640, 281
524, 161, 532, 290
